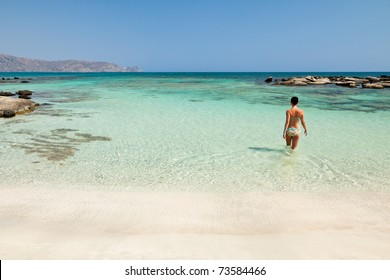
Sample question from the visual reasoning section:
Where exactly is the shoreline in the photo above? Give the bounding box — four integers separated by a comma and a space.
1, 186, 389, 259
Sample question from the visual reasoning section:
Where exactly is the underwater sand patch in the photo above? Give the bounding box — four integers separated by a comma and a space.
47, 90, 99, 104
34, 107, 92, 118
10, 128, 111, 162
3, 118, 30, 125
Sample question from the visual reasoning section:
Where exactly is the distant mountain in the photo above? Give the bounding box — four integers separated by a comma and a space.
0, 54, 141, 72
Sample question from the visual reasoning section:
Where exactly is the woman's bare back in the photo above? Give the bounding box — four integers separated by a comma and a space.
287, 108, 304, 128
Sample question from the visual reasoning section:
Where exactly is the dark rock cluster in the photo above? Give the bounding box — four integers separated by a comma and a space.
16, 90, 33, 99
0, 89, 39, 118
264, 75, 390, 89
0, 76, 31, 84
0, 91, 15, 96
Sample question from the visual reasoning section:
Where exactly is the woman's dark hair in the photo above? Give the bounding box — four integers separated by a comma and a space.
291, 96, 299, 105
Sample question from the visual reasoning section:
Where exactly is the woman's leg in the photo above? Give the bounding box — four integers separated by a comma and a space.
291, 134, 300, 150
285, 135, 292, 146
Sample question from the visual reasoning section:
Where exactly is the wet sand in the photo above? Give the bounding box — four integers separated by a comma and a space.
1, 186, 389, 259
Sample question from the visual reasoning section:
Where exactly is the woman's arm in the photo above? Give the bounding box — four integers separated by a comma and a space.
301, 114, 308, 136
283, 110, 290, 139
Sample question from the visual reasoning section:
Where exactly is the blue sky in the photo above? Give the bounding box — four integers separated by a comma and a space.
1, 0, 389, 71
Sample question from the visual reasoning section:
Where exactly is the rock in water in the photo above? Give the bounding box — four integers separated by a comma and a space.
264, 76, 273, 83
380, 82, 390, 88
2, 110, 16, 118
305, 76, 316, 82
367, 76, 380, 83
0, 91, 15, 96
362, 83, 384, 89
16, 90, 33, 99
0, 96, 39, 117
336, 82, 356, 88
16, 90, 33, 96
19, 95, 32, 99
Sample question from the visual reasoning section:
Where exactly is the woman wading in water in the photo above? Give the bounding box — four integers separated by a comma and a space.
283, 96, 308, 150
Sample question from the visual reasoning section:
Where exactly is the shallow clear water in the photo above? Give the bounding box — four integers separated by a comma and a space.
1, 72, 390, 192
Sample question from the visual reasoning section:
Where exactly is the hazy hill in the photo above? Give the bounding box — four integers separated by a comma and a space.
0, 54, 141, 72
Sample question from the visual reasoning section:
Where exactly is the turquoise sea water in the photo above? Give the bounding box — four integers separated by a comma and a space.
1, 72, 390, 192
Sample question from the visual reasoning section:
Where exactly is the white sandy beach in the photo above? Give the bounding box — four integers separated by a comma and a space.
1, 186, 389, 259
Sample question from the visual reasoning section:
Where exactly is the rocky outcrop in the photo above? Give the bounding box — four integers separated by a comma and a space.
0, 96, 39, 117
2, 110, 16, 118
367, 76, 380, 83
0, 91, 15, 96
16, 90, 33, 99
381, 82, 390, 88
336, 82, 357, 88
264, 76, 273, 83
380, 75, 390, 81
0, 76, 34, 84
270, 75, 390, 89
307, 77, 331, 85
362, 83, 384, 89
